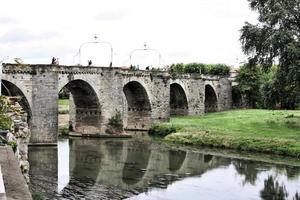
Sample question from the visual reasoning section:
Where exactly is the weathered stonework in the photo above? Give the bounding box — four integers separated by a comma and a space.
2, 64, 232, 144
5, 98, 31, 183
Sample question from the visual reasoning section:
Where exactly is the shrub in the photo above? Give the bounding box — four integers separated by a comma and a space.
108, 111, 123, 129
168, 63, 230, 77
0, 114, 12, 130
149, 124, 177, 137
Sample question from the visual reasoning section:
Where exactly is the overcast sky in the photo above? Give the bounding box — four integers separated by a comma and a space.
0, 0, 257, 68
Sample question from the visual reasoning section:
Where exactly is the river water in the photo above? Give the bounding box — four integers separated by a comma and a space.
28, 138, 300, 200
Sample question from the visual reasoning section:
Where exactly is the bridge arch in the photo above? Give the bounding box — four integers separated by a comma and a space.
60, 79, 102, 133
170, 83, 188, 116
1, 79, 32, 121
205, 84, 218, 113
123, 81, 151, 130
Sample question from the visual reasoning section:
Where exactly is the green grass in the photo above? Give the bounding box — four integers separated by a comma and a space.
58, 99, 69, 114
163, 109, 300, 157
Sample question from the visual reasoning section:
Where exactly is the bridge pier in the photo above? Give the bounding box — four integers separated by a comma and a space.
30, 69, 58, 144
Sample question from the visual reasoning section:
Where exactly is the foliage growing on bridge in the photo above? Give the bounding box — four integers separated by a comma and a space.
107, 111, 123, 134
0, 96, 12, 130
240, 0, 300, 109
167, 63, 230, 78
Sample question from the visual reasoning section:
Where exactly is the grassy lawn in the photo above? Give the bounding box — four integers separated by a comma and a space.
161, 109, 300, 157
171, 109, 300, 140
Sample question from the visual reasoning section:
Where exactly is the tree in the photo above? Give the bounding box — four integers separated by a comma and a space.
235, 64, 262, 108
240, 0, 300, 109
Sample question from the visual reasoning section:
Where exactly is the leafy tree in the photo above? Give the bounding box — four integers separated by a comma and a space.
240, 0, 300, 109
235, 64, 262, 108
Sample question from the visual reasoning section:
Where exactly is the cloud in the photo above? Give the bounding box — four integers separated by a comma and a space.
95, 10, 127, 21
0, 28, 59, 44
0, 17, 17, 24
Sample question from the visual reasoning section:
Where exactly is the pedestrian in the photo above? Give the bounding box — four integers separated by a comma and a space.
88, 60, 92, 66
51, 57, 56, 64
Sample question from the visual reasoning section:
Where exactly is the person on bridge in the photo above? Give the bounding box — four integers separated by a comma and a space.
51, 57, 56, 64
88, 60, 92, 66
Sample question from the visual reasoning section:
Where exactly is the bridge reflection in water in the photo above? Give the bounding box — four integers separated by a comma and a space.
28, 138, 300, 200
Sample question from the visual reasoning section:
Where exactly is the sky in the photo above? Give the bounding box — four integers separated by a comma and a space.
0, 0, 257, 68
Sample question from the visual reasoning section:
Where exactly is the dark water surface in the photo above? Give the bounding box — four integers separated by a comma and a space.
28, 138, 300, 200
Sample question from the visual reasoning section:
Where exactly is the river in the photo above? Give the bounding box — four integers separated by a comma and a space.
28, 138, 300, 200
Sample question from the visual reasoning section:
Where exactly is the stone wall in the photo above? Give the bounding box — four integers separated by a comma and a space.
5, 97, 31, 183
2, 64, 233, 144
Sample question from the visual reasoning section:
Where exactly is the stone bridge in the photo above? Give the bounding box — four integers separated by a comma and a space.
1, 64, 232, 144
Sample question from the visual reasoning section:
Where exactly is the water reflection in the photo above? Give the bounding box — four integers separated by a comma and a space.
122, 140, 151, 185
28, 138, 300, 200
28, 146, 58, 199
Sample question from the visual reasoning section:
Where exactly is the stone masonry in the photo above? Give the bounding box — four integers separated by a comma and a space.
2, 64, 232, 144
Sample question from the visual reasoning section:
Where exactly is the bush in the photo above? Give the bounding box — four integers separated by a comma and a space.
149, 124, 177, 137
108, 111, 123, 129
168, 63, 230, 77
0, 114, 12, 130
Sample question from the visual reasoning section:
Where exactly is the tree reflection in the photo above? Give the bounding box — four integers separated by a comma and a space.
260, 176, 288, 200
233, 160, 260, 185
294, 192, 300, 200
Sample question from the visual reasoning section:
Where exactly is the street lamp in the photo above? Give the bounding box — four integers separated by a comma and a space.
76, 35, 113, 67
129, 43, 162, 69
0, 56, 9, 95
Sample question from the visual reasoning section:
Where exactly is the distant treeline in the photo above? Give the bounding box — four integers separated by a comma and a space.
167, 63, 231, 77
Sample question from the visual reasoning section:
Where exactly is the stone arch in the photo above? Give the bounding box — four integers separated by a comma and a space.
205, 84, 218, 113
60, 79, 102, 133
123, 81, 151, 130
1, 79, 32, 121
170, 83, 188, 116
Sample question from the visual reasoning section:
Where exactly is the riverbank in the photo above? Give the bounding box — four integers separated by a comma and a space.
160, 109, 300, 157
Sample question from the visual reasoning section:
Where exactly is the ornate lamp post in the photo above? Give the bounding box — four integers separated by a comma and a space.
76, 35, 113, 67
129, 43, 162, 69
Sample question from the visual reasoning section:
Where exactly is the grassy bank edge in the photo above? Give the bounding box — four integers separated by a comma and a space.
164, 132, 300, 158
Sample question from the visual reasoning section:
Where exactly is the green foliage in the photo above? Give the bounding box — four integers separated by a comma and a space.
0, 115, 12, 130
149, 124, 178, 137
108, 111, 123, 129
235, 64, 262, 108
32, 192, 45, 200
7, 141, 17, 153
0, 96, 11, 114
168, 63, 230, 78
240, 0, 300, 109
